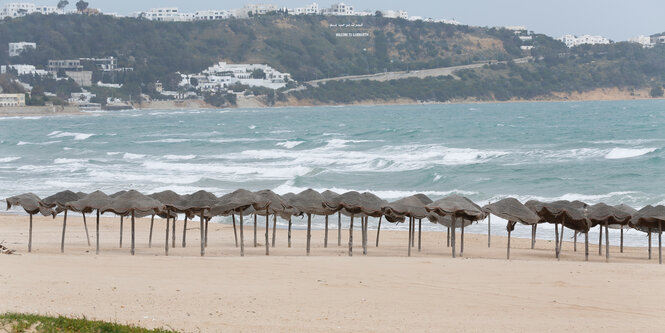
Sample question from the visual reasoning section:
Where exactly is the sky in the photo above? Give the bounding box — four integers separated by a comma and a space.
5, 0, 664, 41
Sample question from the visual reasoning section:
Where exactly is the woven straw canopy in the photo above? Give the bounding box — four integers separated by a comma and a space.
483, 198, 540, 224
6, 193, 54, 216
102, 190, 165, 216
382, 194, 433, 220
66, 191, 113, 213
210, 189, 270, 216
425, 195, 487, 221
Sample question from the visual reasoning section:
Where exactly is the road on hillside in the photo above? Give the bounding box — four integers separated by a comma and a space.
302, 57, 532, 88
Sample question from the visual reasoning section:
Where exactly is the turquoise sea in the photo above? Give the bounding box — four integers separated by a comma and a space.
1, 100, 664, 246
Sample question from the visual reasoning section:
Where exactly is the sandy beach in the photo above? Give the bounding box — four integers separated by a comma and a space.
1, 213, 664, 332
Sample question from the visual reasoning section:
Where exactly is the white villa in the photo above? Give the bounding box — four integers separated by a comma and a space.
1, 64, 48, 76
184, 62, 292, 92
8, 42, 36, 57
628, 35, 654, 48
557, 34, 611, 48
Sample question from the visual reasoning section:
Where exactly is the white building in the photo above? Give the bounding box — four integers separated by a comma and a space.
141, 8, 194, 22
628, 35, 654, 48
194, 62, 291, 91
290, 2, 319, 15
0, 93, 26, 107
379, 10, 408, 19
1, 3, 62, 19
557, 34, 610, 48
322, 3, 354, 16
237, 4, 279, 18
1, 64, 48, 76
8, 42, 36, 57
194, 10, 231, 20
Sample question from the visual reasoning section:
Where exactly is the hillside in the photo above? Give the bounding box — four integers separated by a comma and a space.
0, 14, 520, 84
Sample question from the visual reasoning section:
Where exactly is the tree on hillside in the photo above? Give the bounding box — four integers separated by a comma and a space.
57, 0, 69, 10
650, 86, 664, 98
250, 69, 266, 79
375, 11, 383, 18
75, 0, 89, 12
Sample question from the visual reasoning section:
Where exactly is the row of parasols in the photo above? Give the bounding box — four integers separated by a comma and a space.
5, 189, 665, 263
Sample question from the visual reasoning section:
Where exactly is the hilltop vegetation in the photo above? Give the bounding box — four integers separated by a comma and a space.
0, 14, 515, 84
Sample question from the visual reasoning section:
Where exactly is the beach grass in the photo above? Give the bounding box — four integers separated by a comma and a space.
0, 313, 175, 333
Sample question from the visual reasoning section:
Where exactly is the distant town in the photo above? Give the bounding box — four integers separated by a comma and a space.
1, 1, 664, 111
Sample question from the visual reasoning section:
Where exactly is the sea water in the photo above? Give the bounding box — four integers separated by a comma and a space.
0, 100, 664, 247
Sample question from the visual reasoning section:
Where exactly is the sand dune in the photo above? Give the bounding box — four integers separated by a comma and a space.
1, 214, 664, 332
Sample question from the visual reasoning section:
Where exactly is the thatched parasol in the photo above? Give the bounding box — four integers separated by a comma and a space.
254, 189, 293, 254
630, 205, 665, 264
484, 198, 540, 259
41, 190, 89, 252
211, 189, 270, 256
587, 203, 633, 262
173, 190, 219, 256
148, 190, 182, 253
526, 200, 589, 260
321, 190, 341, 248
614, 204, 637, 253
281, 192, 298, 248
381, 194, 432, 255
288, 189, 334, 256
66, 191, 113, 255
323, 191, 385, 256
6, 193, 54, 252
102, 190, 165, 255
426, 195, 486, 258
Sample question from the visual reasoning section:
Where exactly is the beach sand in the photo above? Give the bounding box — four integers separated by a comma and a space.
1, 214, 664, 332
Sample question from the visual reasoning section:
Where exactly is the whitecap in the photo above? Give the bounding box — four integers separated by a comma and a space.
163, 154, 197, 160
0, 157, 20, 163
17, 140, 61, 146
48, 131, 94, 141
276, 141, 304, 149
248, 125, 256, 129
123, 153, 146, 160
604, 147, 657, 159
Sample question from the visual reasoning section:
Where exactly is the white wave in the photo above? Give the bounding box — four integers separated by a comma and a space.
163, 154, 197, 160
54, 158, 87, 164
269, 130, 293, 134
17, 140, 61, 146
141, 161, 312, 180
491, 191, 641, 206
276, 141, 304, 149
106, 152, 122, 156
604, 147, 657, 159
123, 153, 146, 160
591, 139, 661, 145
89, 170, 203, 185
248, 125, 256, 129
47, 131, 94, 141
0, 157, 20, 163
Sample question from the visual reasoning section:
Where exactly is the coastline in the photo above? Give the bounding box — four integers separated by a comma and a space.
0, 87, 660, 117
2, 214, 664, 332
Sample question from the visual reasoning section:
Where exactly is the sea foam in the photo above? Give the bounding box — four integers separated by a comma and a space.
604, 147, 657, 159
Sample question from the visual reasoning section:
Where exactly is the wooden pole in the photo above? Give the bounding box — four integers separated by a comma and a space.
82, 212, 90, 246
119, 216, 123, 248
507, 223, 512, 260
531, 224, 536, 249
460, 218, 465, 257
451, 215, 456, 258
306, 213, 312, 256
558, 223, 564, 260
348, 214, 354, 257
288, 217, 292, 248
620, 228, 624, 253
338, 212, 341, 246
598, 224, 603, 256
199, 211, 205, 257
165, 213, 170, 256
418, 218, 422, 252
272, 214, 277, 248
182, 215, 188, 248
648, 228, 652, 260
95, 210, 100, 255
574, 231, 578, 252
362, 216, 368, 255
376, 216, 382, 247
131, 211, 136, 256
585, 231, 589, 261
171, 214, 176, 248
488, 214, 491, 248
605, 221, 609, 263
149, 214, 155, 248
253, 214, 257, 247
659, 221, 662, 265
324, 215, 329, 248
265, 210, 270, 256
231, 214, 238, 248
239, 211, 245, 257
554, 223, 560, 259
60, 210, 68, 253
447, 226, 450, 247
407, 216, 412, 257
411, 216, 415, 246
205, 217, 209, 248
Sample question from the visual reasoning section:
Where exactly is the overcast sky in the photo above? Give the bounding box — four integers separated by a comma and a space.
6, 0, 663, 40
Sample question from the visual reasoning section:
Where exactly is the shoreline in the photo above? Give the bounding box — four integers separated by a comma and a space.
0, 88, 661, 117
